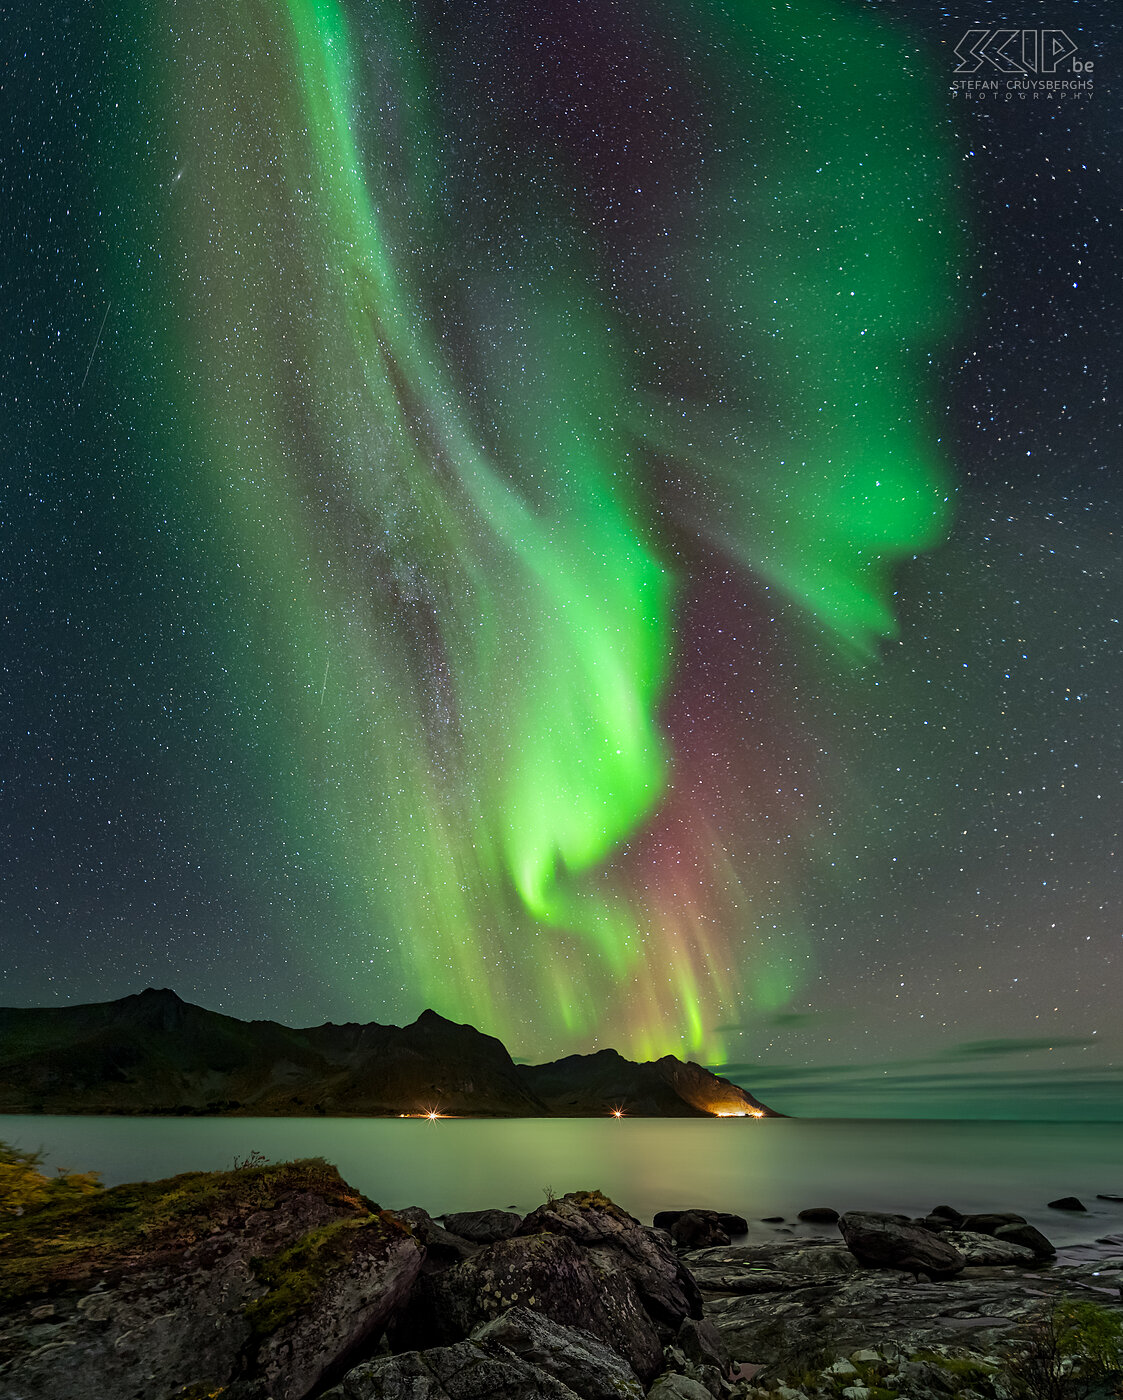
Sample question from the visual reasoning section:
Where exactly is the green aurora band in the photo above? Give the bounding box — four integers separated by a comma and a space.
127, 0, 960, 1057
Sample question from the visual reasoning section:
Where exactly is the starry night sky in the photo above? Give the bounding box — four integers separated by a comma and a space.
3, 0, 1120, 1117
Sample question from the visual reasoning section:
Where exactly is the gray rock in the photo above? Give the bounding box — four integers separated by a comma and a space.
672, 1213, 730, 1249
682, 1240, 860, 1292
647, 1375, 714, 1400
938, 1231, 1036, 1267
394, 1229, 666, 1381
958, 1213, 1026, 1236
674, 1316, 730, 1374
256, 1219, 424, 1400
838, 1212, 965, 1278
394, 1207, 479, 1267
653, 1211, 748, 1235
472, 1306, 644, 1400
1047, 1196, 1087, 1211
519, 1191, 703, 1335
797, 1208, 840, 1223
443, 1209, 525, 1243
690, 1235, 1123, 1372
993, 1222, 1055, 1256
335, 1340, 580, 1398
0, 1175, 423, 1400
892, 1358, 961, 1395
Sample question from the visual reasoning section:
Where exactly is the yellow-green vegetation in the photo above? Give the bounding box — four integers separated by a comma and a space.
0, 1140, 102, 1216
0, 1154, 367, 1305
759, 1343, 1003, 1400
244, 1209, 410, 1339
911, 1350, 999, 1381
1005, 1299, 1123, 1400
565, 1189, 617, 1210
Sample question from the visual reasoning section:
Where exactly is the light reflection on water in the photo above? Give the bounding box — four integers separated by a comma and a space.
3, 1115, 1122, 1246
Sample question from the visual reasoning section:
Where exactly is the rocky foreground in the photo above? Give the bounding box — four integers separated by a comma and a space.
1, 1159, 1121, 1400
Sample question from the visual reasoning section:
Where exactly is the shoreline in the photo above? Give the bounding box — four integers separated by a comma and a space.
1, 1156, 1121, 1400
4, 1113, 1123, 1249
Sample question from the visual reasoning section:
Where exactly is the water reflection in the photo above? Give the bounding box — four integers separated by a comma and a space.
3, 1115, 1121, 1246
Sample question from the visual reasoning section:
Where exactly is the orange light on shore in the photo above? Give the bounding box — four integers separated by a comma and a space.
611, 1107, 625, 1118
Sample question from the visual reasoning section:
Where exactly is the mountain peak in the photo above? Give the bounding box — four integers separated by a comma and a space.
413, 1008, 458, 1028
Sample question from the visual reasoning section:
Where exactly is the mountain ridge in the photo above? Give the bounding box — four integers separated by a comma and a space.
0, 988, 779, 1118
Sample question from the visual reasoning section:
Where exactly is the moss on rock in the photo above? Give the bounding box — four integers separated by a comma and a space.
0, 1156, 367, 1305
245, 1207, 415, 1339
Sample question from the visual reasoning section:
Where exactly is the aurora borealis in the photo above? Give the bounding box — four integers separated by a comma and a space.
4, 1, 1120, 1114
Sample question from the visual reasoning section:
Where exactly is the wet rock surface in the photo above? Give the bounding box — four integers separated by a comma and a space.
686, 1231, 1123, 1392
837, 1211, 967, 1277
4, 1163, 1123, 1400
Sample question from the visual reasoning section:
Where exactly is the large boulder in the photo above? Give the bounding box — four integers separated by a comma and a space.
393, 1207, 477, 1268
675, 1315, 731, 1374
472, 1306, 644, 1399
959, 1212, 1026, 1236
671, 1213, 730, 1249
254, 1215, 424, 1398
0, 1160, 423, 1400
388, 1191, 702, 1383
647, 1376, 715, 1400
837, 1211, 965, 1278
520, 1191, 703, 1333
995, 1222, 1055, 1256
389, 1230, 667, 1381
939, 1230, 1036, 1267
653, 1210, 748, 1236
1047, 1196, 1087, 1212
326, 1339, 580, 1399
442, 1209, 525, 1244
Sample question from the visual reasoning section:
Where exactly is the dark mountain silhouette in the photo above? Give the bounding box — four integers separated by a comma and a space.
0, 989, 779, 1117
518, 1048, 774, 1118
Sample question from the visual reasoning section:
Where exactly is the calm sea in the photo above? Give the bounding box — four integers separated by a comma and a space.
4, 1116, 1122, 1246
